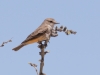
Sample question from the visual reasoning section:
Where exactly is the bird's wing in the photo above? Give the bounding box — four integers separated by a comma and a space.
22, 25, 48, 43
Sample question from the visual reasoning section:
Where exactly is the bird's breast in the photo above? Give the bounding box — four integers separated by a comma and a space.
47, 25, 52, 31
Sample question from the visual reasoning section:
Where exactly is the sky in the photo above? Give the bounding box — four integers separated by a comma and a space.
0, 0, 100, 75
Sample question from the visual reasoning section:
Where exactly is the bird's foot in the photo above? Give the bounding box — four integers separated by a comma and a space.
38, 41, 43, 48
44, 40, 48, 48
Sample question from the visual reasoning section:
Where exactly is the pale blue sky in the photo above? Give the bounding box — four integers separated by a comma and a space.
0, 0, 100, 75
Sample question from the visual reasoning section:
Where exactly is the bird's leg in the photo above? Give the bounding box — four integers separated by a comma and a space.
44, 40, 48, 48
38, 41, 43, 49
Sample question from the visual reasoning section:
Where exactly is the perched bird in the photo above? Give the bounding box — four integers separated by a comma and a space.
12, 18, 59, 51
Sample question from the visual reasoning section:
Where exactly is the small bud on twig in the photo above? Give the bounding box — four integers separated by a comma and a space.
0, 37, 13, 47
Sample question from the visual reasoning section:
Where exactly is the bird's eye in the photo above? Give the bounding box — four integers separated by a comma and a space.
49, 21, 53, 23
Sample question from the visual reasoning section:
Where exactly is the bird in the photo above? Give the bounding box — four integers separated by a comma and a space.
12, 18, 59, 51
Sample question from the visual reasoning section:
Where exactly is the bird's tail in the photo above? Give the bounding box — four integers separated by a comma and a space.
12, 44, 25, 51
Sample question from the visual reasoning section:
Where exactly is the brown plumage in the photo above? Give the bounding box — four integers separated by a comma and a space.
12, 18, 59, 51
12, 44, 25, 51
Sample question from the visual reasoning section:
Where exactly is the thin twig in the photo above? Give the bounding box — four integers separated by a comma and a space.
29, 63, 39, 75
51, 26, 77, 37
0, 37, 13, 47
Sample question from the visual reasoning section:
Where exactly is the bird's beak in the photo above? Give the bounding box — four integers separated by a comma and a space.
54, 21, 60, 24
55, 22, 60, 24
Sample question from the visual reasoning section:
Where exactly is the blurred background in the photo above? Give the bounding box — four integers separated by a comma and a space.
0, 0, 100, 75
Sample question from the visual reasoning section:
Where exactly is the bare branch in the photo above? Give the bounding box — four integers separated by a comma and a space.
51, 26, 77, 37
0, 37, 13, 47
29, 63, 39, 75
38, 42, 48, 75
38, 43, 45, 75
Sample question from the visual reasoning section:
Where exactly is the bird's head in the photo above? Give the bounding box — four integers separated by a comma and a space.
44, 18, 60, 27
